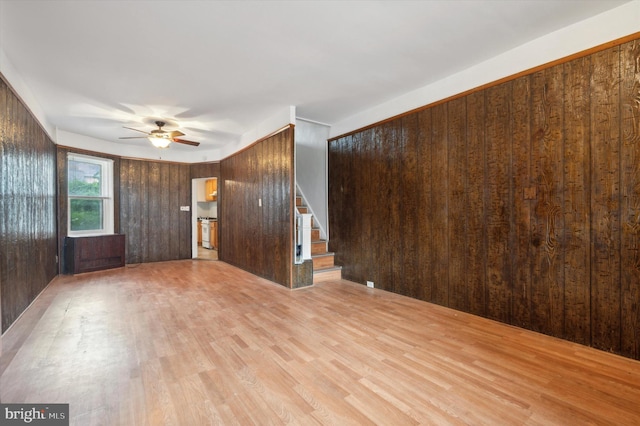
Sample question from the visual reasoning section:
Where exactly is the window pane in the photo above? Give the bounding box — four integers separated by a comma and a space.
68, 159, 102, 196
70, 199, 103, 231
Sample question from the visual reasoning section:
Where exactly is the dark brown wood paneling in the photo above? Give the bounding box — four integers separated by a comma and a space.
252, 138, 264, 273
168, 164, 180, 259
219, 126, 295, 288
530, 66, 565, 336
590, 46, 621, 354
382, 120, 401, 292
326, 36, 640, 360
511, 75, 532, 329
447, 97, 467, 312
431, 103, 449, 306
465, 92, 486, 317
159, 162, 171, 261
620, 40, 640, 359
329, 132, 364, 282
119, 158, 191, 264
219, 158, 233, 262
329, 135, 347, 277
352, 131, 367, 283
484, 82, 512, 323
120, 159, 139, 263
147, 162, 162, 261
369, 127, 386, 287
263, 129, 293, 286
400, 114, 420, 299
0, 76, 57, 332
178, 164, 192, 259
415, 109, 432, 303
190, 162, 220, 179
563, 56, 591, 345
139, 161, 150, 263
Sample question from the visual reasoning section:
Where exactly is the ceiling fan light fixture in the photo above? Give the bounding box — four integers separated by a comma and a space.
149, 135, 171, 148
120, 120, 198, 147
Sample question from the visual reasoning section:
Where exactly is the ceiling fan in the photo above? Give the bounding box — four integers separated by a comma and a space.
120, 120, 200, 148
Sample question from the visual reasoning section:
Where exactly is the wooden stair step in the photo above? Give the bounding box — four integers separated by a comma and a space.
311, 240, 327, 255
313, 266, 342, 284
312, 253, 335, 269
296, 192, 341, 282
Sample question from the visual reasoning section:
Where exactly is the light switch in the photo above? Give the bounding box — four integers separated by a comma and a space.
180, 206, 190, 211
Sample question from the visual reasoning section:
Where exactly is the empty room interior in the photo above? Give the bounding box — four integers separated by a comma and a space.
2, 1, 640, 424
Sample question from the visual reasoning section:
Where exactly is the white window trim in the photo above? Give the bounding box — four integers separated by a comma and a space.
67, 153, 115, 236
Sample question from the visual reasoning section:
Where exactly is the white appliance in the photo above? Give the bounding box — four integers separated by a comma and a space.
201, 219, 211, 249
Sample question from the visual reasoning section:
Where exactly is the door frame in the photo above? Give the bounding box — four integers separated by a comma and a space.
191, 177, 216, 258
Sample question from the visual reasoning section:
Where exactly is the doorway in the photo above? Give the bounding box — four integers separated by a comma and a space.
191, 177, 218, 260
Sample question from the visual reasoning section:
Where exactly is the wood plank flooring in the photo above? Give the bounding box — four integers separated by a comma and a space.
1, 260, 639, 425
196, 246, 218, 261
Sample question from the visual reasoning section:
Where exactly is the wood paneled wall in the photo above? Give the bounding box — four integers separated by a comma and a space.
328, 39, 640, 360
219, 126, 295, 287
120, 159, 191, 263
58, 150, 191, 266
191, 161, 220, 179
0, 76, 57, 332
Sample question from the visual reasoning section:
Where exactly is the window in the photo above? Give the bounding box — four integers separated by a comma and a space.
67, 153, 114, 235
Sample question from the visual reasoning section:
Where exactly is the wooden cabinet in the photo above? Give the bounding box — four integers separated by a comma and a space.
197, 221, 202, 245
205, 178, 217, 201
211, 221, 218, 249
64, 234, 125, 274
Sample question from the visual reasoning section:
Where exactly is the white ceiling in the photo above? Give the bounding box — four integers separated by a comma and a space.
0, 0, 632, 157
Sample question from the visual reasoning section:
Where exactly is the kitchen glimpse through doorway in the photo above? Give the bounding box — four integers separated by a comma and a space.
192, 177, 219, 261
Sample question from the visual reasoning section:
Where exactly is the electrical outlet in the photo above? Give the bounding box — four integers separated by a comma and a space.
180, 206, 190, 211
366, 281, 374, 288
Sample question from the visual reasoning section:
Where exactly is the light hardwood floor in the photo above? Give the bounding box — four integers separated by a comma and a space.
1, 260, 639, 425
196, 246, 218, 261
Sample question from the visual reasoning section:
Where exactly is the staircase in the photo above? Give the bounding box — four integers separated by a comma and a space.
296, 195, 342, 283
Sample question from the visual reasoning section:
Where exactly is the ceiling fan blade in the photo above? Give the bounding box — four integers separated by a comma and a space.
169, 130, 185, 138
119, 136, 147, 139
172, 138, 200, 147
123, 126, 150, 135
